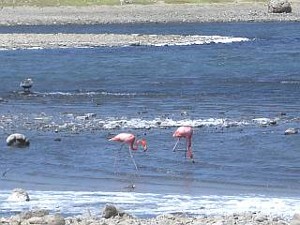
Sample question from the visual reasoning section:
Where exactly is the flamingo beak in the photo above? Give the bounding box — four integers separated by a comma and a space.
140, 139, 148, 152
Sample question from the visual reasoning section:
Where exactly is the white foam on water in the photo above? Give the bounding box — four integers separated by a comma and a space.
0, 190, 299, 218
102, 117, 250, 130
35, 91, 138, 96
129, 35, 250, 47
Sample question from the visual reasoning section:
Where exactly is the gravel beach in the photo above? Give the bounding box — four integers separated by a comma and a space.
0, 207, 297, 225
0, 3, 300, 25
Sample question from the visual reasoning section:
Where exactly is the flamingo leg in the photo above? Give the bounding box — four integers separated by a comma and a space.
114, 144, 124, 174
172, 138, 180, 152
128, 148, 138, 171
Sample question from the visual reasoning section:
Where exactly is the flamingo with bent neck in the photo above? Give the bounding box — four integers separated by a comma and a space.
109, 133, 147, 170
172, 126, 193, 160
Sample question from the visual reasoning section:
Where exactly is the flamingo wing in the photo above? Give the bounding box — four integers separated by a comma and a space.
109, 133, 135, 143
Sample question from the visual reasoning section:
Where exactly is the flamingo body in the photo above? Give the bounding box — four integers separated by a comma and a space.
173, 126, 193, 159
109, 133, 147, 151
109, 133, 147, 171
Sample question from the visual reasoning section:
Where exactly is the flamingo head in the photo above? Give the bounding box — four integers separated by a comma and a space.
138, 139, 148, 152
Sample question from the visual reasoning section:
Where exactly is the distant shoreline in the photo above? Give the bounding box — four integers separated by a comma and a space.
0, 3, 299, 26
0, 3, 299, 49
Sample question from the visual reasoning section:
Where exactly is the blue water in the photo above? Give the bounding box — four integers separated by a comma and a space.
0, 22, 299, 218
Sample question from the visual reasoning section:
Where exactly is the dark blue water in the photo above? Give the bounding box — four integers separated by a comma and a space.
0, 22, 299, 217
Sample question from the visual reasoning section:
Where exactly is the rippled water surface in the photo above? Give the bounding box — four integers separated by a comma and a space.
0, 22, 299, 217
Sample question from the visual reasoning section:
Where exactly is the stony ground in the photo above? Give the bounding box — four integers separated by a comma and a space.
0, 2, 299, 26
0, 208, 297, 225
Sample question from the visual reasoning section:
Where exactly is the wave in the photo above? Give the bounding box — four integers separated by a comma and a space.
44, 91, 139, 97
280, 80, 300, 85
10, 90, 141, 97
132, 35, 250, 47
0, 190, 299, 218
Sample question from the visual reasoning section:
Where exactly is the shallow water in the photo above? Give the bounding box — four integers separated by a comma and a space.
0, 22, 299, 218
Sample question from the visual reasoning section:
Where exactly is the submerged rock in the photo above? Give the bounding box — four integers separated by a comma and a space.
284, 128, 298, 135
20, 78, 33, 92
6, 133, 30, 147
7, 188, 30, 202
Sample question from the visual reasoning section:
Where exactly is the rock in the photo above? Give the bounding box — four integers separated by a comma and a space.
27, 216, 44, 224
284, 128, 298, 135
11, 210, 63, 225
102, 204, 128, 219
291, 213, 300, 225
7, 188, 30, 202
20, 78, 33, 92
268, 0, 292, 13
102, 204, 119, 218
255, 215, 268, 222
6, 133, 30, 147
44, 214, 65, 225
19, 209, 49, 219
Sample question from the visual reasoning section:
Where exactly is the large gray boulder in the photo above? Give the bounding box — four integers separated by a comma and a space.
7, 188, 30, 202
268, 0, 292, 13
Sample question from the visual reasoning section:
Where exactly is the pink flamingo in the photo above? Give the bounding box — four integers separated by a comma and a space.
172, 126, 193, 160
109, 133, 147, 170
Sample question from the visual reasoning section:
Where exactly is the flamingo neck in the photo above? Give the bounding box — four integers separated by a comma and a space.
130, 139, 139, 150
